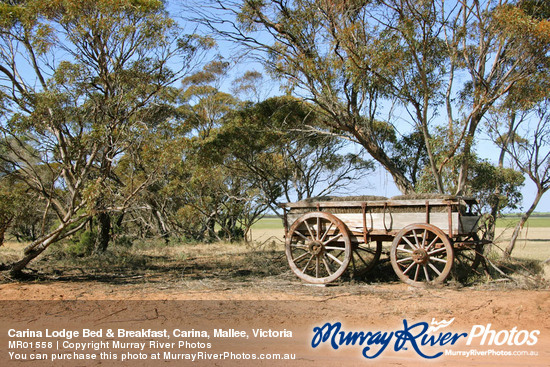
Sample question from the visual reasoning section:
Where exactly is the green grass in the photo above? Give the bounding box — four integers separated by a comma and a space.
251, 217, 284, 230
496, 216, 550, 228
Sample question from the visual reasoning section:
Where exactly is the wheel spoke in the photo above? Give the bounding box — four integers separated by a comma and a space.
348, 241, 381, 278
428, 247, 447, 256
428, 262, 442, 276
316, 216, 321, 240
315, 256, 320, 278
304, 220, 315, 240
325, 252, 344, 265
402, 235, 418, 250
292, 251, 310, 263
413, 229, 421, 248
396, 247, 414, 254
324, 246, 346, 251
430, 256, 448, 264
293, 230, 309, 242
323, 232, 343, 245
290, 243, 308, 249
421, 229, 427, 248
353, 250, 370, 267
320, 222, 333, 242
414, 264, 420, 281
425, 237, 439, 251
301, 254, 315, 273
322, 257, 333, 275
396, 256, 413, 264
423, 265, 431, 281
403, 261, 416, 275
356, 245, 377, 255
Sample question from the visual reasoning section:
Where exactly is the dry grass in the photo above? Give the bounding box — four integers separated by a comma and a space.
0, 222, 548, 290
492, 227, 550, 262
470, 226, 550, 290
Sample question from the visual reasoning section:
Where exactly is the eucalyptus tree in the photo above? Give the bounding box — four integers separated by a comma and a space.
194, 0, 550, 197
0, 0, 209, 274
213, 95, 375, 216
488, 101, 550, 258
0, 179, 31, 246
503, 108, 550, 257
484, 0, 550, 255
131, 59, 257, 242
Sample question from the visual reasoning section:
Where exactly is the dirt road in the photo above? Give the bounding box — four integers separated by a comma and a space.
1, 224, 549, 366
1, 279, 548, 366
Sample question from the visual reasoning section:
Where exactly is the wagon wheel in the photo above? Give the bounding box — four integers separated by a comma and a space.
285, 212, 352, 284
349, 241, 382, 279
390, 224, 454, 287
452, 234, 485, 282
453, 242, 484, 281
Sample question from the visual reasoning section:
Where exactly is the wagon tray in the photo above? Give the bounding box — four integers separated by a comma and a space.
281, 194, 480, 238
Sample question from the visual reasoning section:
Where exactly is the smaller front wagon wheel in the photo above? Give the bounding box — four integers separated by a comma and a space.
390, 224, 454, 287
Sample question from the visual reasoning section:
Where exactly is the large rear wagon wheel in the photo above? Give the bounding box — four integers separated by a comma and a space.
349, 240, 382, 279
285, 212, 352, 284
453, 233, 485, 282
390, 224, 454, 287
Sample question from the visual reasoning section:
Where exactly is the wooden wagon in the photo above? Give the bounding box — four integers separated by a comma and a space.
280, 195, 488, 287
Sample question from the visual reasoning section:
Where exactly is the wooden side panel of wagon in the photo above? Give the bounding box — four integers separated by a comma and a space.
287, 212, 480, 237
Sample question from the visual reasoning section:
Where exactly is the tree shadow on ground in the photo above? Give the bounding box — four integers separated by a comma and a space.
4, 248, 290, 285
2, 242, 545, 290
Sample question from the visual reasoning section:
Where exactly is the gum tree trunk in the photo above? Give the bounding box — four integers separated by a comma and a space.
95, 212, 111, 253
504, 190, 544, 259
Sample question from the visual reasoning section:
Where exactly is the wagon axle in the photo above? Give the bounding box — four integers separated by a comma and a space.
307, 241, 325, 256
411, 248, 429, 265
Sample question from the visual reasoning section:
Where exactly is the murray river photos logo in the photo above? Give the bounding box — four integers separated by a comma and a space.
311, 318, 540, 359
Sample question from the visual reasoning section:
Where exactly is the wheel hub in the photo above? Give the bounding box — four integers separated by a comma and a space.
308, 241, 324, 256
412, 248, 429, 264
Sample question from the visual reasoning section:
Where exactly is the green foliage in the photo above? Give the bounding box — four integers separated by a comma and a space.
520, 0, 550, 20
414, 151, 524, 215
468, 161, 525, 213
2, 0, 548, 276
113, 235, 133, 248
198, 0, 550, 196
67, 230, 96, 257
123, 61, 262, 243
231, 70, 264, 101
391, 131, 428, 187
0, 175, 42, 244
213, 95, 374, 207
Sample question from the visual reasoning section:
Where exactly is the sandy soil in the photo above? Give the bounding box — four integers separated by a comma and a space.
1, 225, 549, 366
1, 279, 549, 366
